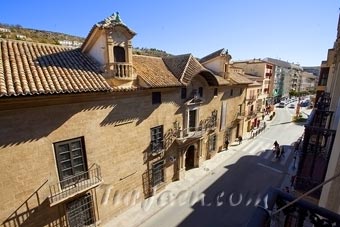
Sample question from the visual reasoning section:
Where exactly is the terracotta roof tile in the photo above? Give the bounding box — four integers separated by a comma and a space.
229, 72, 253, 85
0, 39, 112, 97
199, 48, 226, 63
163, 54, 218, 86
133, 55, 182, 87
214, 76, 230, 86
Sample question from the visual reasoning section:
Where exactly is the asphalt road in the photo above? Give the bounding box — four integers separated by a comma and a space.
139, 105, 307, 227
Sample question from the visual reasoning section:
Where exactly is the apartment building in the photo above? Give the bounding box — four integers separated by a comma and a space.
232, 59, 275, 112
248, 14, 340, 227
0, 13, 251, 226
294, 14, 340, 207
318, 14, 340, 213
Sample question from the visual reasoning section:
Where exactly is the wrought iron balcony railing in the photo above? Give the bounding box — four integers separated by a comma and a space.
247, 187, 340, 227
265, 72, 272, 78
236, 111, 246, 119
175, 127, 205, 142
49, 164, 102, 206
246, 111, 257, 119
246, 95, 257, 101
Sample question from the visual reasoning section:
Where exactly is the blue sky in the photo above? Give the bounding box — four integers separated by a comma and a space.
1, 0, 339, 66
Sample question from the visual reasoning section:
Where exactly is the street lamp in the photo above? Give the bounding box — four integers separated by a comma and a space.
295, 74, 301, 117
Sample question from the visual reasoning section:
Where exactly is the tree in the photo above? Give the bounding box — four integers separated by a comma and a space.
289, 90, 297, 98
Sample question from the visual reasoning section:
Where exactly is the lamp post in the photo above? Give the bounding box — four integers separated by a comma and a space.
295, 74, 301, 117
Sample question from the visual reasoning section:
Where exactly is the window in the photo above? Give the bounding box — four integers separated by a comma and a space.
181, 87, 187, 99
188, 109, 197, 131
198, 87, 203, 97
208, 134, 217, 152
152, 160, 165, 186
150, 125, 164, 154
152, 92, 161, 105
66, 194, 95, 227
220, 101, 227, 130
54, 137, 87, 188
114, 46, 125, 62
240, 88, 243, 95
214, 88, 218, 97
230, 89, 233, 96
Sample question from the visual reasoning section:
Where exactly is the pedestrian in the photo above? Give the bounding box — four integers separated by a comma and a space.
262, 114, 265, 120
225, 138, 229, 150
275, 147, 281, 159
238, 136, 243, 144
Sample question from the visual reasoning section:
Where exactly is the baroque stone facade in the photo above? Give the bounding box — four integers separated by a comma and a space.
0, 13, 251, 226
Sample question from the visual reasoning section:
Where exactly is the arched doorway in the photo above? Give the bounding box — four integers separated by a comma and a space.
185, 145, 195, 170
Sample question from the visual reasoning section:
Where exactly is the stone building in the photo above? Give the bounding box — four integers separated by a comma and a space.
228, 66, 263, 133
0, 13, 250, 226
231, 59, 275, 111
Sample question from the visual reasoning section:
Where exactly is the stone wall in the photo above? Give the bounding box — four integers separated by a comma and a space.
0, 82, 245, 226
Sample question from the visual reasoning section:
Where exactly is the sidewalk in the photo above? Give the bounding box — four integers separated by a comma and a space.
103, 147, 241, 227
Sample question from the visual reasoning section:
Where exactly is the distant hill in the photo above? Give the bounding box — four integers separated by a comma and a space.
0, 23, 172, 57
302, 66, 320, 76
0, 23, 84, 46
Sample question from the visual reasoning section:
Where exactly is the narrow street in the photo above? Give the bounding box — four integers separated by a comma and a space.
138, 104, 308, 227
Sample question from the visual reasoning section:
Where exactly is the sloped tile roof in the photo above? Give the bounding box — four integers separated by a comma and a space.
199, 48, 225, 63
162, 54, 191, 82
0, 39, 112, 97
229, 72, 253, 85
132, 55, 182, 87
245, 73, 263, 82
263, 57, 291, 69
214, 76, 230, 86
163, 54, 218, 86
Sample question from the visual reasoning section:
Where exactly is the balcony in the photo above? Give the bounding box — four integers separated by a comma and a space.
246, 111, 257, 120
175, 119, 217, 144
175, 127, 205, 142
105, 62, 133, 80
316, 92, 331, 110
236, 111, 246, 119
247, 187, 340, 226
246, 95, 256, 101
49, 164, 102, 206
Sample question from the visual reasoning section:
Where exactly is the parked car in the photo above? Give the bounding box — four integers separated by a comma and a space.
289, 103, 295, 108
277, 102, 285, 108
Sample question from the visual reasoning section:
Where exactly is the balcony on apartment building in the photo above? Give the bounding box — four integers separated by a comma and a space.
263, 88, 270, 94
265, 72, 272, 79
246, 95, 257, 102
295, 92, 336, 200
236, 111, 246, 119
247, 187, 340, 226
246, 111, 257, 120
49, 164, 102, 206
105, 62, 133, 80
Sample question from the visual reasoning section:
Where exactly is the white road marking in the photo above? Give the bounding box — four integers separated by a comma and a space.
257, 163, 283, 173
